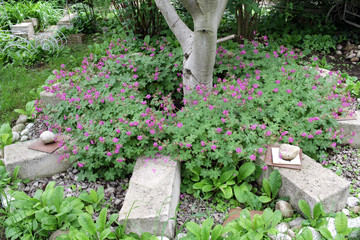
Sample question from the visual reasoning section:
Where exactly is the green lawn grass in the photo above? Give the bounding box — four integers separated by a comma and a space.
0, 42, 91, 124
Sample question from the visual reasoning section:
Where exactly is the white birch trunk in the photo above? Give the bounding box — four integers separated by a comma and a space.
154, 0, 227, 95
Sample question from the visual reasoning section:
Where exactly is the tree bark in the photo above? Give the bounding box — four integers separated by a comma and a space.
155, 0, 227, 95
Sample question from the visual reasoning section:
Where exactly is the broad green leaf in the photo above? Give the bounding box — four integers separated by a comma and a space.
220, 186, 233, 199
219, 170, 235, 184
52, 186, 64, 213
41, 216, 58, 230
186, 222, 201, 239
300, 227, 313, 239
234, 184, 248, 203
89, 189, 97, 203
298, 200, 312, 220
313, 202, 324, 220
193, 182, 205, 190
14, 109, 27, 115
75, 232, 90, 240
268, 170, 281, 198
99, 228, 112, 240
262, 178, 271, 198
237, 162, 255, 182
319, 226, 333, 240
259, 196, 272, 203
202, 185, 214, 192
78, 213, 97, 236
96, 208, 107, 233
335, 212, 348, 234
211, 225, 223, 240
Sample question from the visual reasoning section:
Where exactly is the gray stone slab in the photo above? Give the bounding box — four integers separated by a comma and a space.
337, 111, 360, 147
11, 22, 35, 39
57, 13, 77, 29
258, 153, 350, 215
118, 156, 180, 239
4, 139, 71, 180
40, 90, 62, 106
24, 18, 38, 27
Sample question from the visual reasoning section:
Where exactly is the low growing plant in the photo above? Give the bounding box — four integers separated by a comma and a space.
14, 100, 36, 119
0, 123, 13, 149
224, 208, 282, 239
298, 199, 327, 228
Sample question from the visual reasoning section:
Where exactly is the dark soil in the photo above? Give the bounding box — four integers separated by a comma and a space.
315, 43, 360, 80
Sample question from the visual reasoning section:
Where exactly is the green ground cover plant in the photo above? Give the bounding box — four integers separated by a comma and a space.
40, 34, 354, 211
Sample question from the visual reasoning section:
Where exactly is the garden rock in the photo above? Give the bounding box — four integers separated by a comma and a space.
346, 53, 356, 59
269, 233, 291, 240
347, 196, 359, 207
40, 131, 56, 144
350, 57, 359, 62
337, 44, 343, 50
357, 51, 360, 58
16, 114, 28, 125
353, 206, 360, 214
287, 229, 295, 239
25, 123, 34, 130
327, 218, 337, 238
276, 200, 293, 218
288, 217, 304, 229
156, 237, 169, 240
12, 123, 25, 133
275, 222, 289, 233
20, 135, 29, 142
342, 208, 350, 216
12, 132, 20, 142
348, 217, 360, 238
21, 129, 29, 136
336, 50, 342, 55
279, 144, 300, 160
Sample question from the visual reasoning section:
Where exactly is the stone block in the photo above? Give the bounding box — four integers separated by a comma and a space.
258, 153, 350, 215
337, 111, 360, 147
67, 33, 86, 45
24, 18, 38, 27
11, 22, 34, 39
40, 90, 62, 106
4, 139, 71, 180
57, 13, 77, 29
118, 156, 180, 239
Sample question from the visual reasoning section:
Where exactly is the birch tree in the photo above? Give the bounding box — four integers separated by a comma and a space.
154, 0, 228, 95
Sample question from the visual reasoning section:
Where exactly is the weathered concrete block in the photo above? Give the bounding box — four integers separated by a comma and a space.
67, 33, 86, 45
337, 111, 360, 147
118, 156, 180, 239
40, 90, 62, 106
24, 18, 38, 27
4, 139, 71, 180
57, 13, 77, 29
11, 22, 34, 39
258, 153, 350, 215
